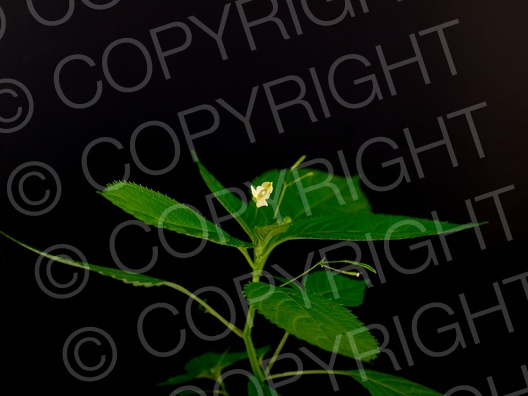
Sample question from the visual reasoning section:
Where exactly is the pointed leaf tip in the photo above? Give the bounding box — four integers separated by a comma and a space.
100, 181, 253, 248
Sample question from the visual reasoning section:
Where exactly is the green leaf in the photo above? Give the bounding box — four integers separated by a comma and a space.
244, 164, 479, 249
261, 213, 481, 250
158, 347, 270, 386
349, 370, 442, 395
0, 231, 165, 287
194, 155, 254, 242
195, 158, 371, 244
304, 271, 367, 307
100, 181, 253, 248
283, 213, 480, 241
248, 376, 281, 396
244, 282, 379, 362
246, 167, 372, 231
194, 158, 478, 250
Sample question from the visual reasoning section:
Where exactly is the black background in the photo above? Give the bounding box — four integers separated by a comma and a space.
1, 1, 527, 395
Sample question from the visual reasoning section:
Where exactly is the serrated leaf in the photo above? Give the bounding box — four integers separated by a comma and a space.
254, 213, 482, 253
244, 282, 379, 362
194, 155, 254, 242
158, 347, 270, 386
247, 375, 281, 396
349, 370, 442, 395
246, 168, 372, 231
245, 166, 480, 249
100, 181, 252, 248
281, 214, 480, 242
304, 271, 367, 307
195, 159, 371, 244
0, 231, 164, 287
194, 159, 479, 249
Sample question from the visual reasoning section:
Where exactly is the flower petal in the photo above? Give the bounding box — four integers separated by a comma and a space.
262, 181, 273, 191
256, 199, 268, 208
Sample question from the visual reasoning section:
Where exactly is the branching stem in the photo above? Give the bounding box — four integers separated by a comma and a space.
267, 369, 352, 380
273, 156, 313, 220
279, 259, 324, 287
165, 282, 244, 338
237, 246, 255, 270
264, 331, 289, 376
243, 305, 265, 382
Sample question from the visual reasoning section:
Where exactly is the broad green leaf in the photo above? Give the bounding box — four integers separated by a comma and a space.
244, 165, 479, 248
304, 271, 367, 307
194, 155, 254, 242
261, 213, 481, 250
0, 231, 164, 287
246, 168, 372, 231
100, 181, 253, 248
248, 376, 281, 396
158, 347, 269, 386
195, 158, 372, 244
349, 370, 442, 395
244, 282, 379, 362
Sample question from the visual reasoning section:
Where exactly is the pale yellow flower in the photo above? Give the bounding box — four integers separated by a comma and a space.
251, 181, 273, 208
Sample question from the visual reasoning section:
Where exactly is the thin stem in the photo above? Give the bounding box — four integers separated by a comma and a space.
273, 178, 289, 220
321, 265, 361, 277
243, 305, 265, 382
267, 369, 352, 380
264, 332, 289, 376
273, 162, 313, 220
0, 231, 245, 338
165, 282, 244, 338
237, 247, 255, 270
279, 259, 324, 287
323, 259, 377, 274
290, 155, 307, 171
216, 378, 229, 396
287, 172, 314, 186
272, 155, 306, 220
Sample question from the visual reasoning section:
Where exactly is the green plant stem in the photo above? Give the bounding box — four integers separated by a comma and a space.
279, 259, 323, 287
243, 305, 265, 382
216, 378, 229, 396
264, 331, 289, 376
241, 252, 270, 382
237, 247, 255, 270
273, 177, 289, 220
267, 369, 352, 380
273, 170, 314, 220
323, 259, 377, 274
321, 265, 360, 277
165, 282, 244, 338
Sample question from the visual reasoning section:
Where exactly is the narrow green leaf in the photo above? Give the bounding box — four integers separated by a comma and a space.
244, 282, 379, 362
100, 181, 253, 248
158, 347, 269, 386
194, 156, 254, 242
0, 231, 164, 287
248, 376, 281, 396
277, 213, 481, 243
304, 271, 367, 307
349, 370, 442, 395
